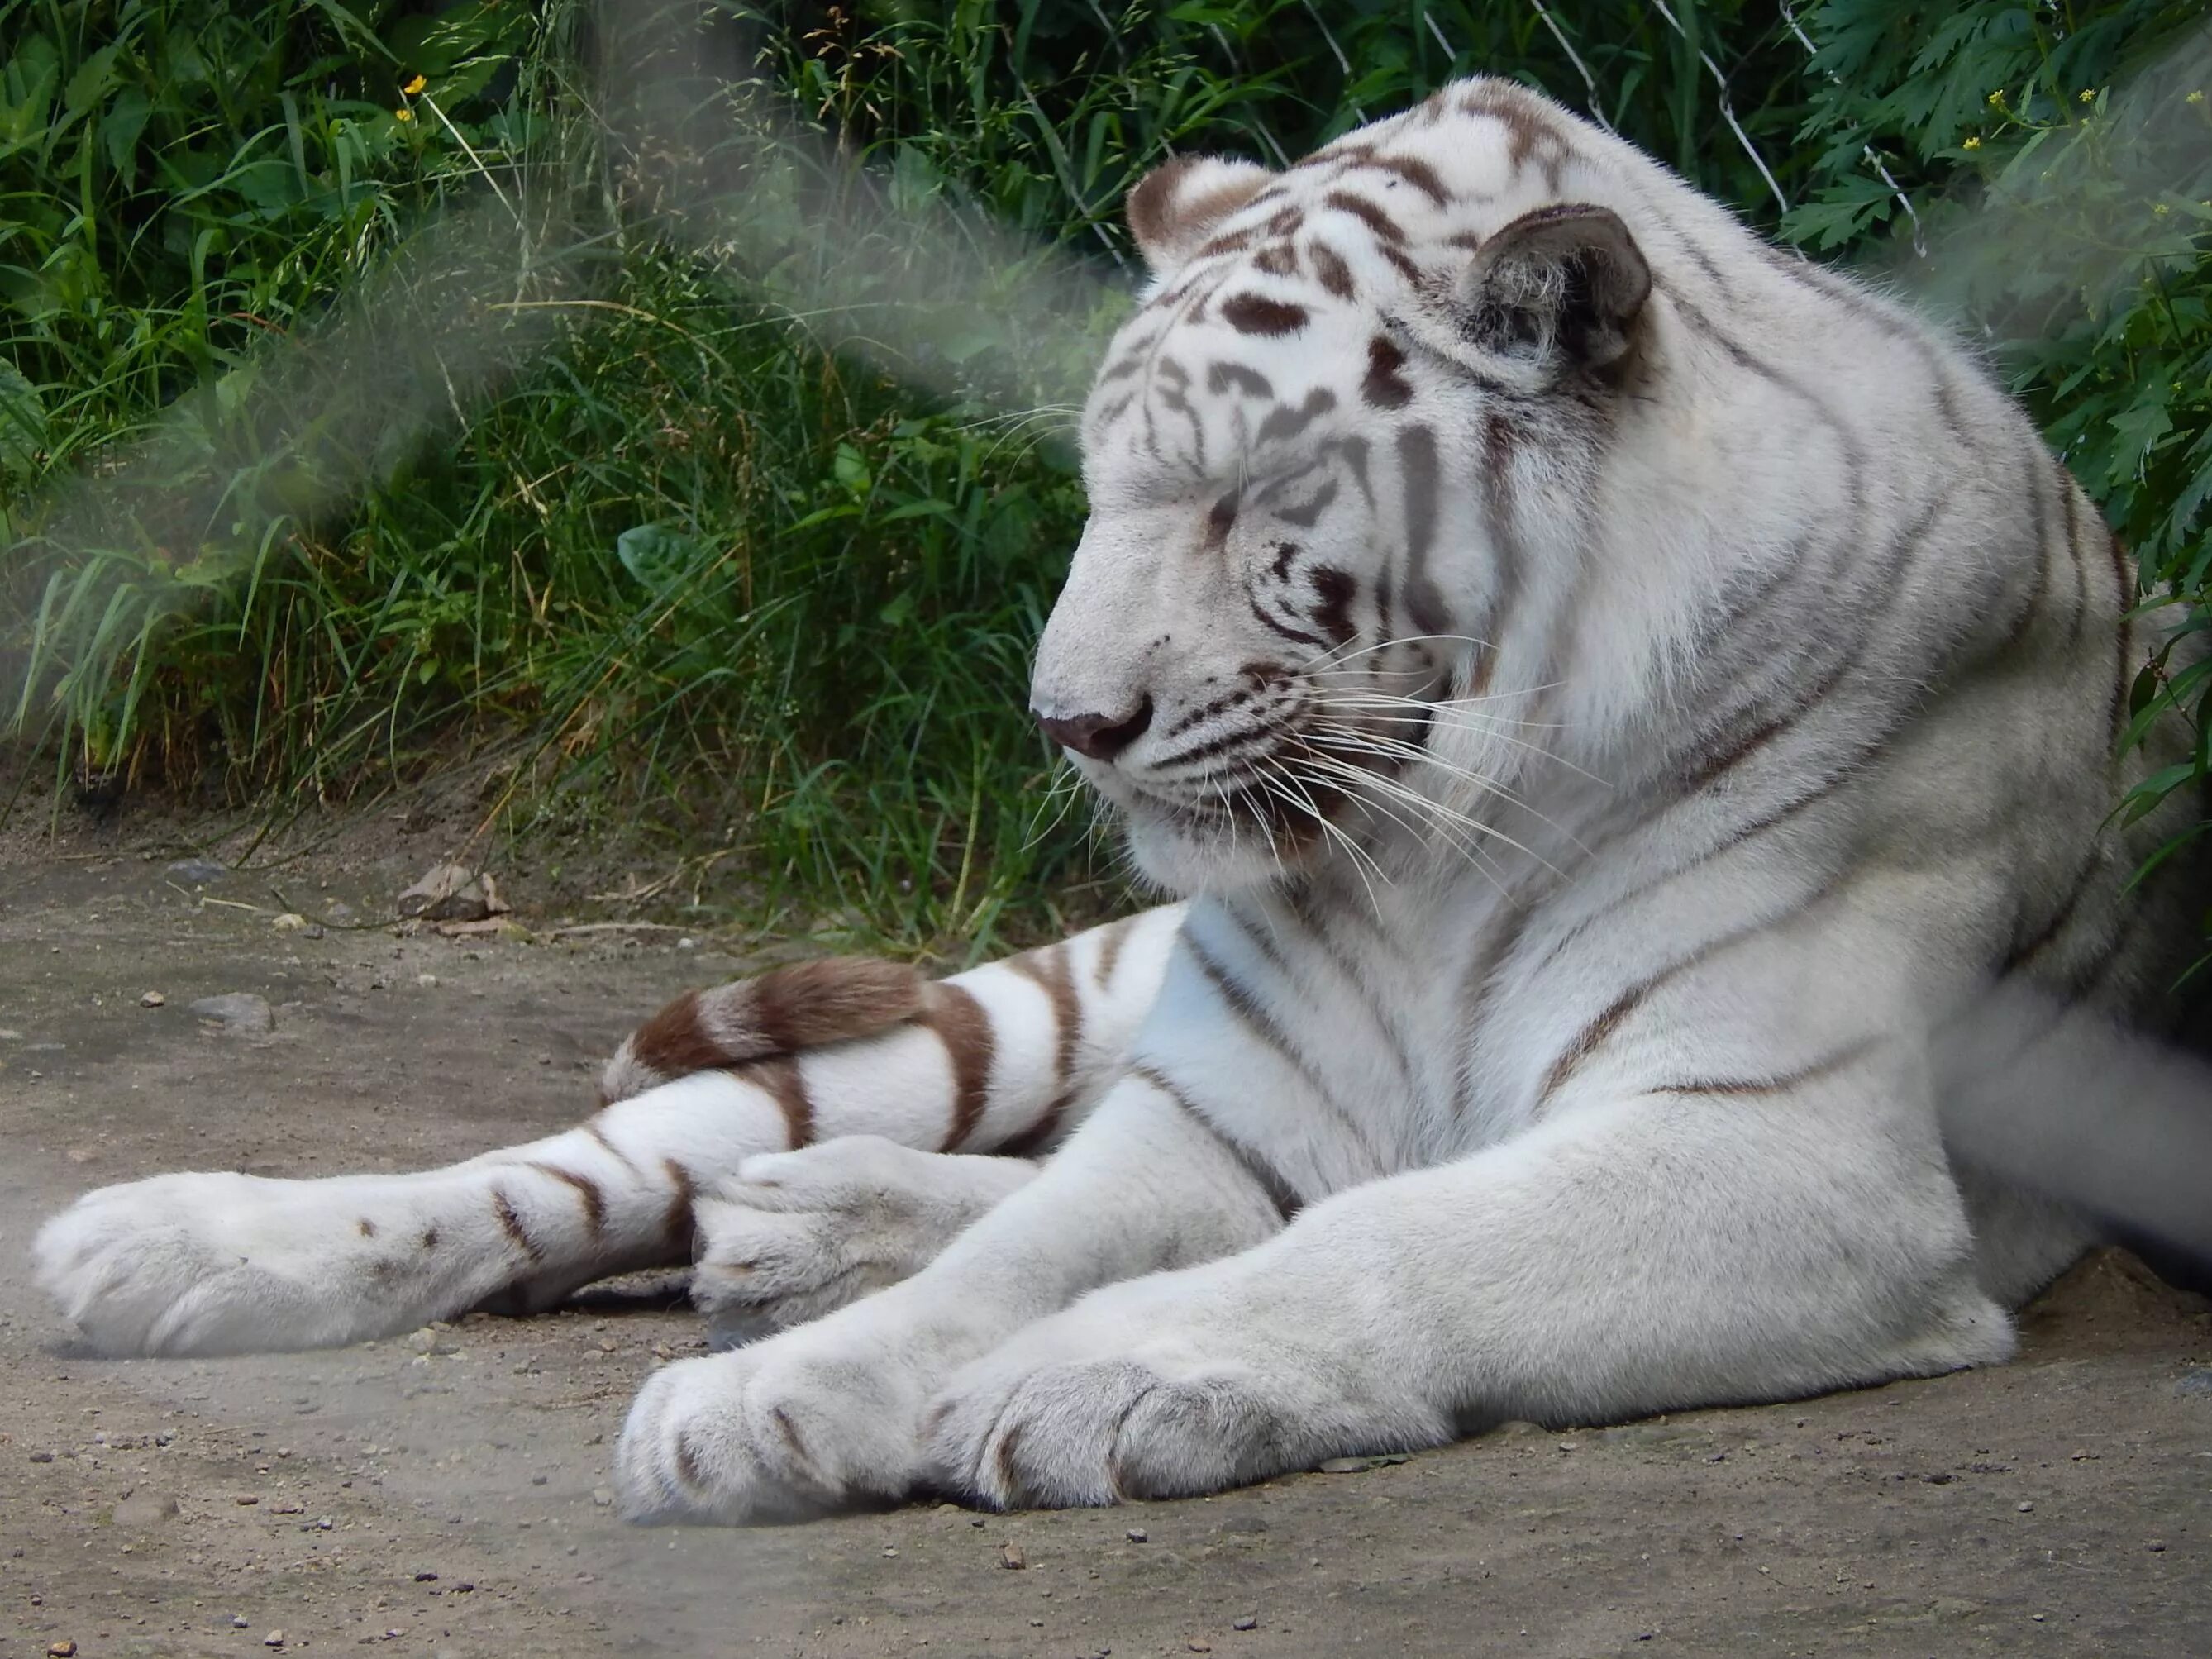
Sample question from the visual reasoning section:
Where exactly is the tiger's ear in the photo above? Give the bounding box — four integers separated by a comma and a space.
1125, 155, 1275, 279
1447, 203, 1651, 384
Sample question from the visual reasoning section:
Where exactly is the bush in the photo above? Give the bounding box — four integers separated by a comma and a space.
2, 1, 2205, 964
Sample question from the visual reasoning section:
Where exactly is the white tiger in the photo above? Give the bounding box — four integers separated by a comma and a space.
36, 78, 2209, 1525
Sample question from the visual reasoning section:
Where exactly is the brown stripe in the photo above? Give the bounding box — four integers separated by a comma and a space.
661, 1157, 698, 1253
492, 1185, 545, 1266
584, 1118, 641, 1178
1093, 917, 1135, 989
1008, 943, 1083, 1137
1312, 242, 1355, 298
1650, 1042, 1873, 1099
1221, 293, 1309, 336
743, 956, 927, 1052
1322, 189, 1405, 243
1535, 922, 1782, 1110
922, 982, 996, 1151
748, 1056, 815, 1149
1132, 1063, 1302, 1222
623, 990, 732, 1079
527, 1161, 608, 1238
2001, 855, 2100, 976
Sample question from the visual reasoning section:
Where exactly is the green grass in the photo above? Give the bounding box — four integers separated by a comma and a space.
2, 0, 2206, 968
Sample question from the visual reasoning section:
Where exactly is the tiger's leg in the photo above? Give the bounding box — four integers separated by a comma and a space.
924, 1072, 2014, 1509
33, 908, 1183, 1358
614, 1068, 1294, 1522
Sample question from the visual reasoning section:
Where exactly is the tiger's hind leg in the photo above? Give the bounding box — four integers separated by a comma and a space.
35, 908, 1183, 1357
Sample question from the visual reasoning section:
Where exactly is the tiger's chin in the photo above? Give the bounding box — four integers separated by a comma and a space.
1118, 805, 1327, 898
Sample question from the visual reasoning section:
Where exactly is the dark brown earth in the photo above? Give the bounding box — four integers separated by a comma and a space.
2, 828, 2209, 1657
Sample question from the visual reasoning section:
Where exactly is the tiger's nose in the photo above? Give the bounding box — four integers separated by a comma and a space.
1037, 698, 1154, 762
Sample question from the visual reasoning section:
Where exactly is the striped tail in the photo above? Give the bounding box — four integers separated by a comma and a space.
602, 957, 928, 1104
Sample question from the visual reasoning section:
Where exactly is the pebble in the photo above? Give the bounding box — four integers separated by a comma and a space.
1232, 1615, 1259, 1631
2175, 1369, 2212, 1398
591, 1487, 613, 1508
46, 1641, 76, 1657
999, 1542, 1026, 1570
2016, 1501, 2035, 1513
28, 1451, 53, 1464
2148, 1539, 2168, 1552
1126, 1528, 1148, 1543
189, 993, 274, 1036
1188, 1645, 1213, 1655
139, 990, 165, 1007
166, 857, 228, 884
270, 913, 309, 932
1315, 1453, 1409, 1474
232, 1616, 250, 1628
263, 1633, 285, 1648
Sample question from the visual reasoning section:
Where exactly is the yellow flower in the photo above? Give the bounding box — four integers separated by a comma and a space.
2152, 202, 2171, 217
403, 73, 428, 96
2080, 88, 2098, 105
1987, 89, 2006, 109
2190, 90, 2207, 106
393, 107, 413, 122
1962, 135, 1981, 150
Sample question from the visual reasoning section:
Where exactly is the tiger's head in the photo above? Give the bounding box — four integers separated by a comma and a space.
1032, 80, 1660, 895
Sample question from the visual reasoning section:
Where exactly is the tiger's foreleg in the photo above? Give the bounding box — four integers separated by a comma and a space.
33, 908, 1183, 1357
927, 1068, 2018, 1509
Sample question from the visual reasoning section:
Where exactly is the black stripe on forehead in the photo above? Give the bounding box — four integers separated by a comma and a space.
1222, 293, 1310, 336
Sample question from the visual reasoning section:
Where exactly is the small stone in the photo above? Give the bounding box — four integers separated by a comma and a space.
270, 913, 309, 932
677, 937, 696, 951
1126, 1527, 1148, 1543
531, 1474, 548, 1486
970, 1516, 987, 1528
1315, 1453, 1410, 1474
166, 857, 228, 884
999, 1542, 1027, 1570
2016, 1501, 2035, 1513
139, 990, 165, 1008
2175, 1369, 2212, 1398
232, 1616, 250, 1629
2148, 1539, 2168, 1552
235, 1495, 260, 1506
591, 1487, 613, 1507
1232, 1615, 1259, 1631
263, 1633, 285, 1648
882, 1546, 899, 1558
1188, 1644, 1213, 1655
47, 1641, 77, 1657
398, 863, 508, 923
189, 993, 274, 1036
416, 972, 438, 988
269, 1500, 304, 1515
414, 1571, 438, 1582
113, 1491, 178, 1528
28, 1450, 53, 1463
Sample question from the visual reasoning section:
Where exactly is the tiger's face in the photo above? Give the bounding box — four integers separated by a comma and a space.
1031, 85, 1652, 894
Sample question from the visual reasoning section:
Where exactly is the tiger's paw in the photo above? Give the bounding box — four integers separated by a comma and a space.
691, 1137, 1033, 1346
614, 1332, 928, 1524
922, 1282, 1440, 1509
36, 1172, 403, 1356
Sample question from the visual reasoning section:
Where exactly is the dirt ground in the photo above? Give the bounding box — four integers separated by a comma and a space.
2, 823, 2210, 1658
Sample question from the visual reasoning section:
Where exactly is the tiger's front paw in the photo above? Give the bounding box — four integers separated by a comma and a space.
614, 1330, 931, 1524
922, 1282, 1442, 1509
